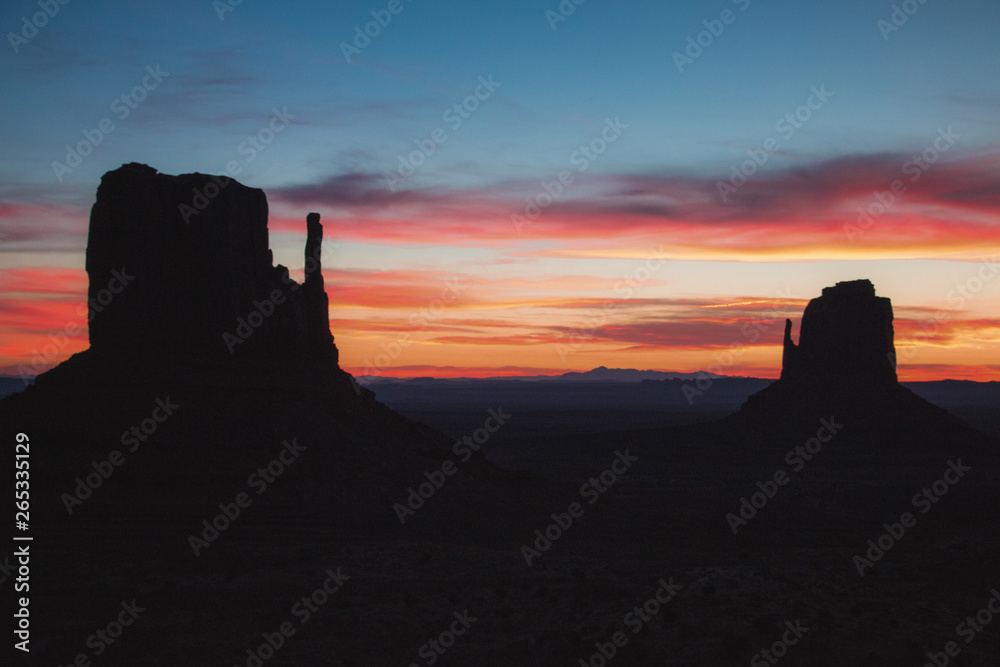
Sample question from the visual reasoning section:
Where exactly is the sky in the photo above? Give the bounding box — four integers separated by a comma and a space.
1, 0, 998, 381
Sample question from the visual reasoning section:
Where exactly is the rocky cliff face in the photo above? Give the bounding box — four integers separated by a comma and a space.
738, 279, 960, 428
6, 163, 512, 525
780, 279, 896, 384
303, 212, 335, 354
86, 162, 337, 361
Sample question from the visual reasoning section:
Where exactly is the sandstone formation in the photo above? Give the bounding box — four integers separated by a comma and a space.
86, 162, 337, 361
739, 279, 959, 427
8, 163, 507, 525
303, 212, 335, 355
779, 279, 896, 385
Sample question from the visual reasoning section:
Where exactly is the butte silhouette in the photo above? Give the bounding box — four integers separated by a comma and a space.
728, 278, 985, 454
1, 163, 539, 531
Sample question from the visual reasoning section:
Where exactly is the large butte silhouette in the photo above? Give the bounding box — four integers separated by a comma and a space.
0, 163, 555, 664
86, 163, 335, 359
2, 163, 541, 533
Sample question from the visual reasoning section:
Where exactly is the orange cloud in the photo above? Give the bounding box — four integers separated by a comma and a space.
896, 364, 1000, 382
0, 268, 88, 296
895, 318, 1000, 347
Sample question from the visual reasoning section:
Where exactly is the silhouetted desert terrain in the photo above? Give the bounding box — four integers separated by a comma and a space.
2, 166, 998, 666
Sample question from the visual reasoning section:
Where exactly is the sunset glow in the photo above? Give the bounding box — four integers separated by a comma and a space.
2, 1, 998, 382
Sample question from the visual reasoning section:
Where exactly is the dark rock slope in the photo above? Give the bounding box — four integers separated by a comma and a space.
1, 164, 545, 535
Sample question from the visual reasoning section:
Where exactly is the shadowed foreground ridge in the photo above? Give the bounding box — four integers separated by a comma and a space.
2, 178, 997, 665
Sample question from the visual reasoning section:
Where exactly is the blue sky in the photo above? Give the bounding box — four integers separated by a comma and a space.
2, 0, 999, 379
4, 0, 998, 193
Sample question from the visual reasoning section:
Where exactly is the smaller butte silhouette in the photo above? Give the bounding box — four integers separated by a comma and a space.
737, 279, 968, 433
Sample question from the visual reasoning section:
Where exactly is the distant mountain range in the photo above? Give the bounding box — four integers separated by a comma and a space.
0, 374, 32, 398
357, 366, 730, 384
